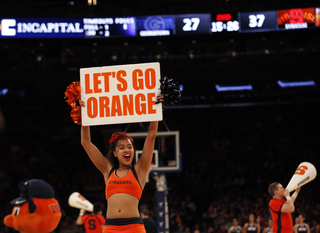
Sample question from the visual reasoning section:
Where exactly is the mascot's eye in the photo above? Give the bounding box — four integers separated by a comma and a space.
13, 207, 20, 216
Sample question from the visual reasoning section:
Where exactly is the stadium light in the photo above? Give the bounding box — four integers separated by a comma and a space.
277, 80, 316, 88
215, 84, 253, 92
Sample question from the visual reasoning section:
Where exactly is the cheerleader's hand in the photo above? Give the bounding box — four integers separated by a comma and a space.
156, 94, 164, 104
79, 100, 85, 107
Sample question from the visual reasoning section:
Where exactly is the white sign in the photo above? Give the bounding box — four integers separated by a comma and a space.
80, 62, 162, 126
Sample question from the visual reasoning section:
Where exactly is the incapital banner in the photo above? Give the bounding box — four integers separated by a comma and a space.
80, 62, 162, 126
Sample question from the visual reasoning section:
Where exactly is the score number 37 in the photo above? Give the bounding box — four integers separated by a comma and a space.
249, 14, 265, 28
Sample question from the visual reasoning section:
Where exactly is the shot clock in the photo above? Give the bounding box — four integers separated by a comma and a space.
238, 11, 278, 33
211, 13, 239, 33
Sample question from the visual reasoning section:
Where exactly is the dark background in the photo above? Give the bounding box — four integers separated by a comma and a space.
1, 0, 320, 232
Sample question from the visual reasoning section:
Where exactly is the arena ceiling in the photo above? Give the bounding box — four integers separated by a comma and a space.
1, 0, 319, 17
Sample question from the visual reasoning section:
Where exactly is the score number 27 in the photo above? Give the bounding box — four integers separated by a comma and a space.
249, 14, 265, 28
182, 18, 200, 31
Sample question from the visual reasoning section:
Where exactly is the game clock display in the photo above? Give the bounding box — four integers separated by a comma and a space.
238, 11, 278, 33
211, 13, 239, 33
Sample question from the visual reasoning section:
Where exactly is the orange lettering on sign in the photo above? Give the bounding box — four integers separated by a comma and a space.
102, 72, 111, 93
145, 68, 156, 89
85, 74, 93, 94
147, 93, 156, 114
93, 73, 102, 93
116, 70, 127, 91
111, 95, 122, 116
132, 68, 157, 90
123, 95, 134, 116
87, 97, 98, 118
99, 96, 110, 117
132, 69, 144, 90
86, 93, 157, 119
135, 93, 146, 115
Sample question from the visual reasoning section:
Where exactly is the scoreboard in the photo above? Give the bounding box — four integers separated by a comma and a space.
239, 7, 319, 33
211, 13, 239, 33
83, 17, 136, 38
238, 11, 278, 33
136, 15, 175, 37
277, 8, 315, 30
0, 6, 319, 38
175, 14, 211, 35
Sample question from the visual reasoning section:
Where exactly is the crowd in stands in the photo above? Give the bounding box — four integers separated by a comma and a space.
1, 94, 320, 232
1, 1, 320, 233
1, 29, 319, 73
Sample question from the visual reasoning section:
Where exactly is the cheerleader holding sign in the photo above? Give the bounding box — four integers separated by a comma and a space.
65, 63, 181, 233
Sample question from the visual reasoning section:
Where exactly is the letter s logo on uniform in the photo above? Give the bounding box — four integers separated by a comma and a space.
1, 19, 16, 36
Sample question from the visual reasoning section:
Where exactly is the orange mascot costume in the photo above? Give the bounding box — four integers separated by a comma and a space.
4, 179, 62, 233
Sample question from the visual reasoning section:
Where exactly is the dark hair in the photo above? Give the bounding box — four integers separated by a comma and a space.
107, 133, 136, 169
93, 202, 103, 214
268, 182, 280, 197
141, 208, 149, 216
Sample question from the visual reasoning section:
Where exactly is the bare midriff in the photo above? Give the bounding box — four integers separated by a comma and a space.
106, 193, 140, 218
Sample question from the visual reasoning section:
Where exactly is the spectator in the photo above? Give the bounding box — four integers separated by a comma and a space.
76, 203, 105, 233
294, 214, 310, 233
140, 208, 157, 233
244, 213, 260, 233
228, 218, 242, 233
262, 219, 273, 233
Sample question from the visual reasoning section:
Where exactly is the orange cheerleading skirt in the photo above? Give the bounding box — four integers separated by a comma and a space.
102, 217, 147, 233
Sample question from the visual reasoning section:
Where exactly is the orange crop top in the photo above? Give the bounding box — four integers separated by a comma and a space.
105, 166, 143, 200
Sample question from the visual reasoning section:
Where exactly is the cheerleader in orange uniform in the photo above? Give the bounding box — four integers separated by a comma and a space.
79, 96, 163, 233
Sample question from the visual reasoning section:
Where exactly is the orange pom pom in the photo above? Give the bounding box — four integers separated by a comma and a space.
70, 106, 82, 125
64, 81, 81, 106
64, 81, 82, 125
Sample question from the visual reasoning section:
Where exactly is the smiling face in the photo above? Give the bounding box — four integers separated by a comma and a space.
113, 138, 134, 167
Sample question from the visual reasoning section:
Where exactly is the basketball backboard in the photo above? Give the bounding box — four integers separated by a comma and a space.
128, 131, 181, 173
